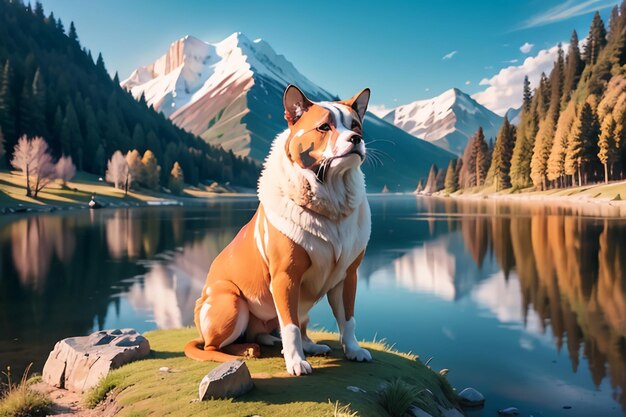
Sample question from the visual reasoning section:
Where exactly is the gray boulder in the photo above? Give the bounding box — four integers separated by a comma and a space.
42, 328, 150, 392
458, 387, 485, 407
199, 359, 254, 400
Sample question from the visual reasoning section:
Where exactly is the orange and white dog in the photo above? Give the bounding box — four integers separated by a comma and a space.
184, 85, 372, 376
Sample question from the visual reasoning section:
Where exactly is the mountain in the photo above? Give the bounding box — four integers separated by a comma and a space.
122, 33, 454, 192
0, 0, 259, 187
504, 107, 521, 125
382, 88, 503, 155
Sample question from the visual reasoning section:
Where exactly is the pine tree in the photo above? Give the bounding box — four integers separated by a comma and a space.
0, 60, 15, 153
598, 113, 616, 183
530, 116, 556, 189
461, 132, 477, 188
490, 116, 516, 191
474, 127, 489, 186
141, 150, 161, 190
562, 31, 583, 106
131, 124, 146, 152
30, 68, 46, 136
68, 21, 78, 43
522, 76, 532, 112
423, 164, 438, 194
0, 125, 5, 166
548, 43, 565, 119
60, 101, 83, 168
565, 106, 583, 186
609, 6, 621, 41
454, 157, 463, 190
580, 100, 601, 183
34, 2, 44, 19
18, 79, 34, 137
585, 12, 608, 65
169, 161, 185, 195
548, 100, 576, 184
444, 159, 458, 193
96, 52, 107, 75
95, 144, 106, 175
536, 73, 551, 118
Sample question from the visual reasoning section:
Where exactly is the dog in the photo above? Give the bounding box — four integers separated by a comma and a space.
184, 84, 372, 376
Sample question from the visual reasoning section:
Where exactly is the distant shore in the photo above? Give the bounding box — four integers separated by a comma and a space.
0, 170, 255, 215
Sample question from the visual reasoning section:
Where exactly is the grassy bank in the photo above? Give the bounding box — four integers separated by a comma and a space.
84, 328, 459, 417
442, 179, 626, 205
0, 170, 253, 213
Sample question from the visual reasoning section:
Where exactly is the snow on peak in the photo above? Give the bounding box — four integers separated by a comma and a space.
383, 87, 503, 155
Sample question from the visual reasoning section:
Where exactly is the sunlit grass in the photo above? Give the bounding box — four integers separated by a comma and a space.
84, 328, 458, 417
0, 364, 51, 417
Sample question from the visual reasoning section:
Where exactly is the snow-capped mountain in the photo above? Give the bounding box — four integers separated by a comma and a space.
122, 33, 454, 192
382, 88, 503, 155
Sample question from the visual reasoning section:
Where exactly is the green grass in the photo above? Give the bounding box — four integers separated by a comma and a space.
85, 328, 458, 417
0, 365, 51, 417
0, 169, 249, 211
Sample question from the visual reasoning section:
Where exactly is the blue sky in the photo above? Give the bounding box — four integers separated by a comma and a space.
39, 0, 618, 114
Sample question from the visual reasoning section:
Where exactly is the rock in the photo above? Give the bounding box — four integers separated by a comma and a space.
457, 387, 485, 407
408, 405, 434, 417
198, 359, 254, 400
346, 385, 366, 393
498, 407, 519, 415
42, 328, 150, 393
159, 367, 170, 373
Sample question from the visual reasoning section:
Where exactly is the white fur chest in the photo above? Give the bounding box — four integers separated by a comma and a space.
257, 130, 371, 311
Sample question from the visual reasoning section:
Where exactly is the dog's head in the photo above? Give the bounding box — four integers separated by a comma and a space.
282, 85, 370, 182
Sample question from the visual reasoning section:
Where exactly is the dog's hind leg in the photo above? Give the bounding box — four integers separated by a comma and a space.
300, 318, 331, 355
184, 280, 260, 361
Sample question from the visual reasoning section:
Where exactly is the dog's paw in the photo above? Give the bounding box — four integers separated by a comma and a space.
302, 341, 331, 356
285, 358, 312, 376
345, 347, 372, 362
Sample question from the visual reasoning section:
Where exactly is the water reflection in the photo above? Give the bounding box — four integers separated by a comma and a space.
0, 197, 625, 412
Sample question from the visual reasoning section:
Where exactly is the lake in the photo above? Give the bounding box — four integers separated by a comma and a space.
1, 195, 625, 416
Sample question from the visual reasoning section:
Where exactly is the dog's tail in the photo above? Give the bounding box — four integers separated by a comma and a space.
184, 338, 244, 362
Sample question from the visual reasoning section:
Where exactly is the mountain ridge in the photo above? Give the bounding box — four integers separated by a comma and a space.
123, 32, 455, 191
382, 87, 503, 155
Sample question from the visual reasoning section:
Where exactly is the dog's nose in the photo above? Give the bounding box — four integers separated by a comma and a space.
349, 135, 362, 145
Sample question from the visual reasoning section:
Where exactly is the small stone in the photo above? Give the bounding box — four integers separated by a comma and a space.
457, 387, 485, 407
563, 405, 572, 409
346, 385, 366, 393
498, 407, 519, 416
198, 359, 254, 400
159, 367, 170, 373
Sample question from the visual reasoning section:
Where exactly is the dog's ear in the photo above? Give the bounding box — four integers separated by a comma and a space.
284, 85, 312, 125
343, 88, 371, 121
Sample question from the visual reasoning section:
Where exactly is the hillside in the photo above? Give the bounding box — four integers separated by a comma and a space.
0, 0, 259, 188
123, 33, 454, 192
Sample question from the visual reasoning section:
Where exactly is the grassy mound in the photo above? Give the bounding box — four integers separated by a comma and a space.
86, 328, 458, 417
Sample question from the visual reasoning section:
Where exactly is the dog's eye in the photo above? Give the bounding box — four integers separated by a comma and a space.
351, 120, 361, 130
317, 123, 331, 132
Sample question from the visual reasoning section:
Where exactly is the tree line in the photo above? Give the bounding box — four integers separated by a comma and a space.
0, 0, 259, 189
420, 5, 626, 194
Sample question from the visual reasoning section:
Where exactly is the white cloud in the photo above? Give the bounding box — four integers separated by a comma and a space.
520, 42, 534, 54
425, 87, 430, 92
368, 104, 392, 118
472, 44, 562, 115
503, 59, 519, 64
465, 80, 471, 85
518, 0, 617, 30
442, 50, 458, 60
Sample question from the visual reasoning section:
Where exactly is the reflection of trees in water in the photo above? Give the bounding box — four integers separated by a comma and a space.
10, 215, 76, 292
0, 203, 256, 376
445, 200, 626, 411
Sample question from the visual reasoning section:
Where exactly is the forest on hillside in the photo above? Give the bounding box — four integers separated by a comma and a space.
421, 3, 626, 195
0, 0, 259, 188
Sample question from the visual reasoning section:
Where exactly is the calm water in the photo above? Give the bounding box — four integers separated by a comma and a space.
1, 196, 625, 416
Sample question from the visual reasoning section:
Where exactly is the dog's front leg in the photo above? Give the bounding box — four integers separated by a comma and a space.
268, 237, 313, 376
271, 271, 311, 375
328, 251, 371, 362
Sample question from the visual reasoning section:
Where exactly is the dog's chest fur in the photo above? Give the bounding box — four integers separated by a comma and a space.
257, 130, 371, 311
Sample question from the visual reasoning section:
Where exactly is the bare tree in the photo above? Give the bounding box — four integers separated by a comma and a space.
56, 155, 77, 186
106, 150, 131, 195
11, 135, 57, 197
